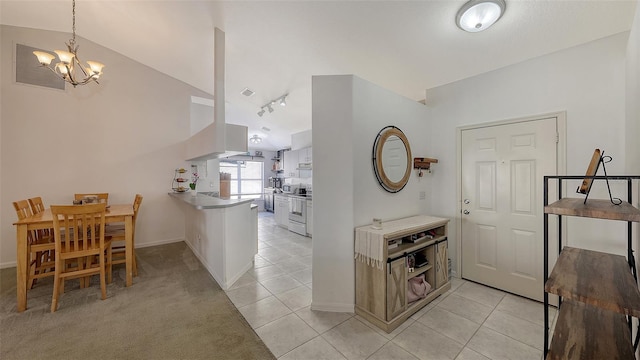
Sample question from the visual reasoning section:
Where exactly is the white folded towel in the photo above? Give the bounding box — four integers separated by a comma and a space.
355, 228, 384, 269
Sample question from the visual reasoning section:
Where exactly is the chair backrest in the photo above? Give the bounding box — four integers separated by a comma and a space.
133, 194, 143, 221
51, 203, 107, 253
13, 200, 36, 243
13, 200, 33, 220
74, 193, 109, 205
28, 197, 46, 215
28, 197, 53, 239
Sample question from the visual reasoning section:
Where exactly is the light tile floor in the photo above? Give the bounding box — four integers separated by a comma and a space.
226, 212, 555, 359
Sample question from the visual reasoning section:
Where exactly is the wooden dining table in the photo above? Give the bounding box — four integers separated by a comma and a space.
13, 204, 134, 312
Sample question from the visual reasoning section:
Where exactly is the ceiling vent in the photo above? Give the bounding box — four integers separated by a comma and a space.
241, 87, 255, 97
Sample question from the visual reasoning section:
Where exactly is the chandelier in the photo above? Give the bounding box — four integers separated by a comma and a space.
32, 0, 104, 87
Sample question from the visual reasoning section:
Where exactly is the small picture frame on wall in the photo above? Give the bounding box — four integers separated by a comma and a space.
577, 149, 601, 195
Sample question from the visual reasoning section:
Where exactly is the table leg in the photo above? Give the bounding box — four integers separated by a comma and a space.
125, 215, 133, 287
16, 224, 28, 312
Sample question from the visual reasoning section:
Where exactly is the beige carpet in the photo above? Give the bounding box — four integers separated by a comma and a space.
0, 242, 275, 360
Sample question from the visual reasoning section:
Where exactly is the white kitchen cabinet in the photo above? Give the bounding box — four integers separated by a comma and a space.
297, 147, 312, 178
283, 150, 298, 178
274, 194, 289, 228
298, 147, 312, 164
306, 199, 313, 237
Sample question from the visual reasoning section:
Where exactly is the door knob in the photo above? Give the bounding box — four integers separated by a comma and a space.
463, 210, 470, 215
464, 199, 470, 204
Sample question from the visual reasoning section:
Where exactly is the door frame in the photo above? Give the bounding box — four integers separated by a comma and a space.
455, 111, 567, 280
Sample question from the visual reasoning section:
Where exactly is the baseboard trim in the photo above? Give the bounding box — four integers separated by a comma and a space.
136, 237, 184, 248
310, 302, 354, 313
0, 261, 17, 269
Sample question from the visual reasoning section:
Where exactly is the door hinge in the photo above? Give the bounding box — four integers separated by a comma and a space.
555, 132, 559, 144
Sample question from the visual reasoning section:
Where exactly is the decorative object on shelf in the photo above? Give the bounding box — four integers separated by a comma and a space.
372, 218, 382, 230
413, 157, 438, 177
372, 126, 412, 193
407, 274, 431, 303
172, 168, 189, 192
577, 148, 622, 205
257, 93, 288, 117
32, 0, 105, 87
456, 0, 506, 33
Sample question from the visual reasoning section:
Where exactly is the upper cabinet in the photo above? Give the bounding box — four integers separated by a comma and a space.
299, 147, 312, 164
283, 150, 298, 178
282, 147, 312, 178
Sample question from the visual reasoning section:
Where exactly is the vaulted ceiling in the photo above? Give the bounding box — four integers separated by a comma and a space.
1, 0, 636, 150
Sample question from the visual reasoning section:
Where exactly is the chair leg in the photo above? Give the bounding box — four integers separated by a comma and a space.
107, 245, 113, 284
99, 252, 107, 300
28, 254, 37, 290
133, 249, 138, 277
51, 274, 61, 312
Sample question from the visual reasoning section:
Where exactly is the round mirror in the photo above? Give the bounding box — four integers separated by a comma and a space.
372, 126, 412, 193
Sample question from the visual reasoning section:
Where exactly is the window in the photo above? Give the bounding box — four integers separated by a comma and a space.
219, 160, 264, 199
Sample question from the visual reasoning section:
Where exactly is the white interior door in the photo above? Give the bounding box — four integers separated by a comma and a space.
461, 117, 557, 301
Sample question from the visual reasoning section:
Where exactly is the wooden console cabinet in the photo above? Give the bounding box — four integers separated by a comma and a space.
355, 215, 450, 332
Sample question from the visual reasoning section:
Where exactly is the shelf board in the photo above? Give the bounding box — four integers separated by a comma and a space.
545, 198, 640, 222
389, 236, 445, 257
547, 300, 633, 360
545, 247, 640, 317
408, 264, 433, 279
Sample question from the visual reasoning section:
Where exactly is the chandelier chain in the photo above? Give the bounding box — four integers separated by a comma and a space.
70, 0, 77, 47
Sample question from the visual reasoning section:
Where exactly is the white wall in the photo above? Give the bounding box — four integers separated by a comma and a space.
312, 75, 432, 311
627, 1, 640, 279
627, 3, 640, 175
0, 25, 212, 267
424, 32, 631, 272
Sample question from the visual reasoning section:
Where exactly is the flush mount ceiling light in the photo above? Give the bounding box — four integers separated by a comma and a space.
249, 135, 262, 144
256, 93, 288, 117
32, 0, 105, 87
456, 0, 506, 33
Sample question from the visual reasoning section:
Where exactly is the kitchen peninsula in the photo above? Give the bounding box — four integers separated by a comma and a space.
169, 192, 258, 290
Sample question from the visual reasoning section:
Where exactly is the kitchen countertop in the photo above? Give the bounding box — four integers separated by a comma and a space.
169, 192, 254, 209
277, 193, 312, 200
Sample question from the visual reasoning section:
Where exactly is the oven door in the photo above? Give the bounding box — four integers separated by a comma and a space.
288, 196, 306, 223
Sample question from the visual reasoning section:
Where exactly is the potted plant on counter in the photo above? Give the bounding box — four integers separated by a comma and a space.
189, 172, 199, 192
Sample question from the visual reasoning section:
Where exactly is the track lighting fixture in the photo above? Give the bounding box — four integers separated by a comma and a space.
256, 93, 288, 117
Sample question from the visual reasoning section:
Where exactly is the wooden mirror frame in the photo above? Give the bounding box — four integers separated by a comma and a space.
372, 126, 412, 193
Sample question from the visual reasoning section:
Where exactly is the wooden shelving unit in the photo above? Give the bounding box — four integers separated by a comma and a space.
543, 175, 640, 359
547, 300, 634, 360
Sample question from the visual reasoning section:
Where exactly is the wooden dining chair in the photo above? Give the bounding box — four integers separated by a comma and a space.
13, 200, 55, 289
74, 193, 109, 204
105, 194, 143, 280
50, 203, 113, 312
28, 196, 55, 250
